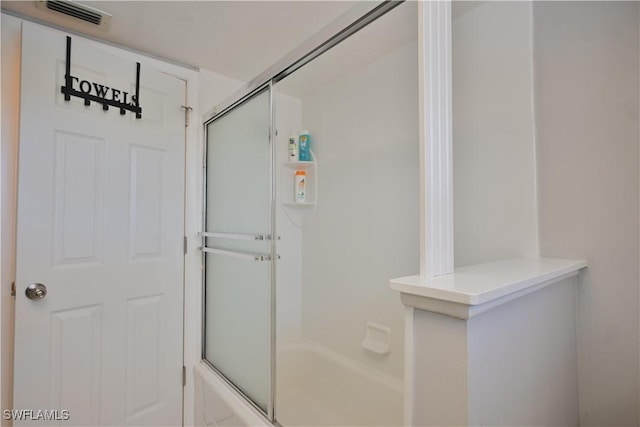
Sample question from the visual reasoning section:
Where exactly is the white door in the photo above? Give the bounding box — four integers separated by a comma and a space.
13, 22, 185, 426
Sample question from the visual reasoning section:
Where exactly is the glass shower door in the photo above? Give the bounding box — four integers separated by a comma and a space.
203, 87, 274, 416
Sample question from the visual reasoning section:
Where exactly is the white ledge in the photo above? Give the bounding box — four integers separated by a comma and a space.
390, 258, 586, 319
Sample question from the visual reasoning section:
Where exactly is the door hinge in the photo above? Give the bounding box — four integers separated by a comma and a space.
184, 236, 188, 254
182, 366, 186, 386
181, 105, 193, 127
11, 282, 15, 297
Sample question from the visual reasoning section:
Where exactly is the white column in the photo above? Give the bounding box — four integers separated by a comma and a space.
418, 0, 454, 278
404, 0, 453, 426
405, 3, 454, 424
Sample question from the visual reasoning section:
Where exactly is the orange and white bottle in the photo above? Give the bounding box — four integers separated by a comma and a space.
294, 170, 306, 203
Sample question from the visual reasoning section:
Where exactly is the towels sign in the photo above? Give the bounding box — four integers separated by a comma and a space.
60, 36, 142, 119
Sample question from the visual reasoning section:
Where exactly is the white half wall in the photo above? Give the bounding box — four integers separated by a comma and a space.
411, 275, 579, 426
452, 1, 539, 267
533, 2, 640, 425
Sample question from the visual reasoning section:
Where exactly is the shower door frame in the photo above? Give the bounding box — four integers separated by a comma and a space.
199, 1, 417, 423
201, 81, 278, 420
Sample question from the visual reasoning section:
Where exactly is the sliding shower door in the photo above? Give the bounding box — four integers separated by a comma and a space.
203, 86, 274, 417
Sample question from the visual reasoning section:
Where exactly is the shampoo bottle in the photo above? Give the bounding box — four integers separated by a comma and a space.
288, 134, 298, 162
298, 130, 311, 161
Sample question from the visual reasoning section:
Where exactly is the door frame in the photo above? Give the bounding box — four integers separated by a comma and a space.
2, 17, 201, 426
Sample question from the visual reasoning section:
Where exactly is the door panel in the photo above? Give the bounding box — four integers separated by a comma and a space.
52, 131, 106, 266
129, 145, 165, 260
203, 88, 273, 414
125, 294, 164, 418
14, 22, 185, 426
49, 305, 102, 426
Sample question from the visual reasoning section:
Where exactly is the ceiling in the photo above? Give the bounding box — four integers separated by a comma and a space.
1, 1, 492, 86
1, 0, 360, 82
277, 0, 417, 97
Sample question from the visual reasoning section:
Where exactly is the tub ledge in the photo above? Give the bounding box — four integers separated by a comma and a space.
390, 257, 586, 319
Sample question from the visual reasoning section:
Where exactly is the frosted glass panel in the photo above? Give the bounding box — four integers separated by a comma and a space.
204, 89, 271, 413
206, 91, 271, 235
205, 253, 270, 409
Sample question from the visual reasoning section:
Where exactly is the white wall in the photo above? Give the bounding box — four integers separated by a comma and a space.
298, 40, 419, 380
198, 69, 244, 117
0, 13, 22, 426
452, 1, 539, 268
533, 2, 639, 425
274, 93, 303, 344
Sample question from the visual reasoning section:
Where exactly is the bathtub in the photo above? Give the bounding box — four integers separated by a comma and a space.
194, 340, 403, 427
194, 361, 269, 427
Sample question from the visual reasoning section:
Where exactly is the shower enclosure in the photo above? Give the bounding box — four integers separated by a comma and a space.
200, 2, 417, 425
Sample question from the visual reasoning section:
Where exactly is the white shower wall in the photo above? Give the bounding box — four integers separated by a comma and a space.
295, 40, 420, 380
202, 53, 418, 377
275, 93, 304, 344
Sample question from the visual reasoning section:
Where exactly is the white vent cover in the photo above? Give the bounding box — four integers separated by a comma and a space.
36, 0, 112, 30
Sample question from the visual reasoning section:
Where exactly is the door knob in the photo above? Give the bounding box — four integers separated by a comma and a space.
25, 283, 47, 300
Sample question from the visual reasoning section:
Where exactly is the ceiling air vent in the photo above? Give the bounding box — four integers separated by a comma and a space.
36, 1, 112, 30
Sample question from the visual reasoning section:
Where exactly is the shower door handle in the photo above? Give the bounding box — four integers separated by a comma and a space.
202, 247, 279, 262
201, 231, 274, 241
